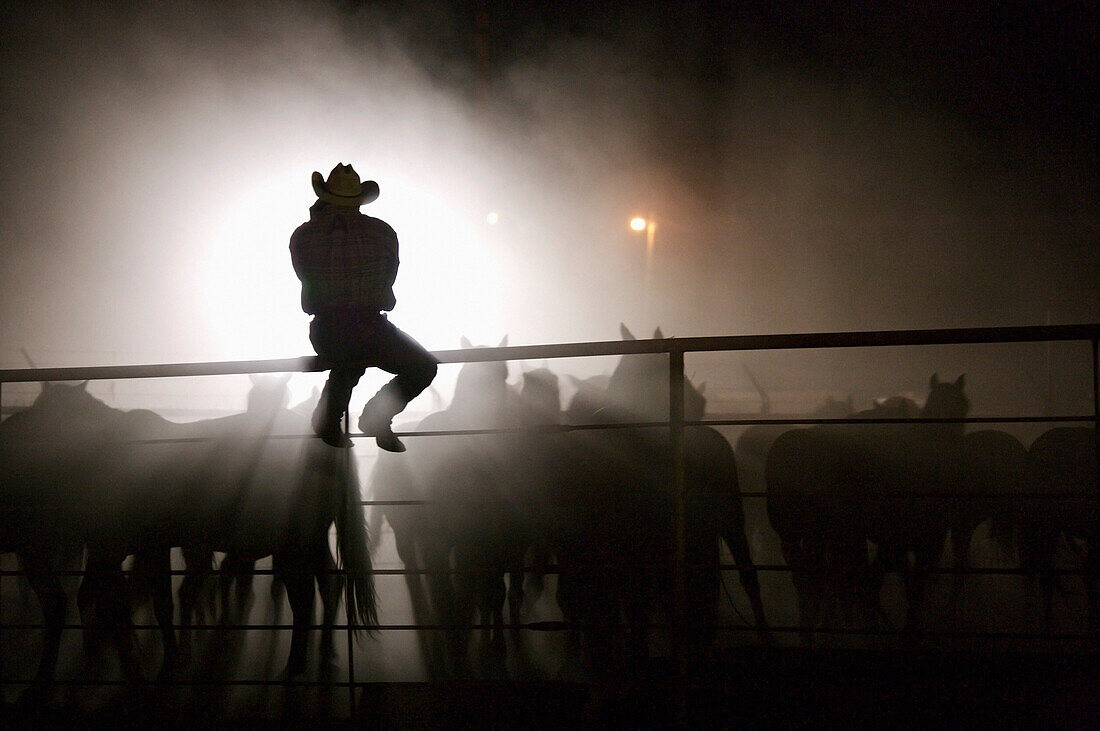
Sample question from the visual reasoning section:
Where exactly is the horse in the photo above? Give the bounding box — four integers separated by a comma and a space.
732, 368, 854, 568
765, 374, 969, 643
1018, 426, 1097, 633
0, 381, 98, 703
503, 366, 564, 620
946, 429, 1028, 615
167, 376, 348, 672
453, 363, 565, 662
538, 324, 769, 672
24, 376, 377, 684
367, 336, 513, 677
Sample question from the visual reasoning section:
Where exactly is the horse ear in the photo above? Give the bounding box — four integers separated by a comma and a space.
930, 373, 941, 389
277, 373, 292, 387
249, 373, 260, 385
498, 335, 508, 347
460, 336, 473, 349
696, 381, 706, 395
955, 374, 966, 389
653, 327, 664, 339
78, 380, 89, 391
620, 323, 635, 340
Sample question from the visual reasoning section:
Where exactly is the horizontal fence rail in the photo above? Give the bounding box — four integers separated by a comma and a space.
3, 323, 1099, 383
1, 323, 1098, 717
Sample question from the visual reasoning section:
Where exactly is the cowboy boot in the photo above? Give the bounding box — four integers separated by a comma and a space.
313, 379, 354, 448
357, 383, 406, 453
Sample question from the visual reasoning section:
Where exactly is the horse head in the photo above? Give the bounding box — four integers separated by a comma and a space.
246, 373, 292, 415
923, 373, 969, 436
602, 323, 706, 423
27, 381, 116, 432
517, 366, 561, 425
564, 374, 610, 424
450, 336, 511, 422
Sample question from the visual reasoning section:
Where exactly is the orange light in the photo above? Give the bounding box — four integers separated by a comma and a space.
629, 217, 646, 231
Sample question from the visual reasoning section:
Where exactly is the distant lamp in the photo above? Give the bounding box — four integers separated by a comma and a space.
486, 211, 500, 225
629, 217, 647, 231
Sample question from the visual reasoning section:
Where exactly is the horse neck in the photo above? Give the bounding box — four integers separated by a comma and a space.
918, 398, 966, 442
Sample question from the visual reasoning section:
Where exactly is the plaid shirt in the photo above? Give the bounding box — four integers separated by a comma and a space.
289, 202, 399, 315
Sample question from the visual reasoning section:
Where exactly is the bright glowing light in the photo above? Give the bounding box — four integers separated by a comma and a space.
630, 217, 647, 231
200, 170, 506, 377
486, 211, 499, 225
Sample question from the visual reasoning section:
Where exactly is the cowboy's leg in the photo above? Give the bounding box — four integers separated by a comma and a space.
357, 317, 438, 433
310, 315, 366, 445
315, 365, 365, 429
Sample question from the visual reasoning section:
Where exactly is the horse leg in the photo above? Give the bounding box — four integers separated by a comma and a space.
274, 554, 316, 680
722, 524, 770, 643
392, 529, 445, 679
507, 543, 526, 648
80, 558, 144, 683
216, 553, 258, 625
424, 539, 466, 677
782, 538, 817, 647
903, 533, 944, 635
447, 544, 477, 676
947, 515, 980, 620
76, 559, 107, 664
392, 529, 426, 623
17, 552, 68, 706
134, 548, 180, 680
317, 545, 343, 673
487, 566, 508, 667
1022, 528, 1059, 629
177, 546, 216, 665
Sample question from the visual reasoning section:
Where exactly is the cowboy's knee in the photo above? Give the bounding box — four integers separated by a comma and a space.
410, 361, 437, 391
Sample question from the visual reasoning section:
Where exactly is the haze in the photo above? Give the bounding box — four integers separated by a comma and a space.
1, 1, 1095, 377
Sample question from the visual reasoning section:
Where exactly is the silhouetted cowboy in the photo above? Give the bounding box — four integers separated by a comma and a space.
290, 163, 437, 452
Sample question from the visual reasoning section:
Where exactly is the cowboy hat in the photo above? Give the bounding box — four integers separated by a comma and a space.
311, 163, 380, 206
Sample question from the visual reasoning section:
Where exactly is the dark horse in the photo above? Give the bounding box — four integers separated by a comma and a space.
8, 377, 376, 689
367, 336, 514, 677
766, 374, 969, 642
1018, 426, 1098, 633
535, 325, 769, 673
0, 382, 95, 703
947, 428, 1028, 615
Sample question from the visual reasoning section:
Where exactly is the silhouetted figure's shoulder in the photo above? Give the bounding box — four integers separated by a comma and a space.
290, 201, 397, 250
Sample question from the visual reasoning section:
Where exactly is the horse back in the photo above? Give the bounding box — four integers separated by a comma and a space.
1026, 427, 1096, 534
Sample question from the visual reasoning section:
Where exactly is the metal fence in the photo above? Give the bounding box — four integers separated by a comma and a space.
1, 323, 1097, 717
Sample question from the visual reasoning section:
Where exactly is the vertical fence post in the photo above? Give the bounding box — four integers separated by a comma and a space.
1092, 338, 1099, 636
667, 344, 687, 726
0, 379, 4, 687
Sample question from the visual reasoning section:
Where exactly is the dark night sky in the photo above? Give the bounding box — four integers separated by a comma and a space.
0, 1, 1095, 377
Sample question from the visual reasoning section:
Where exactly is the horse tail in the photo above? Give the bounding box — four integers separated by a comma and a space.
334, 451, 379, 637
367, 480, 384, 552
